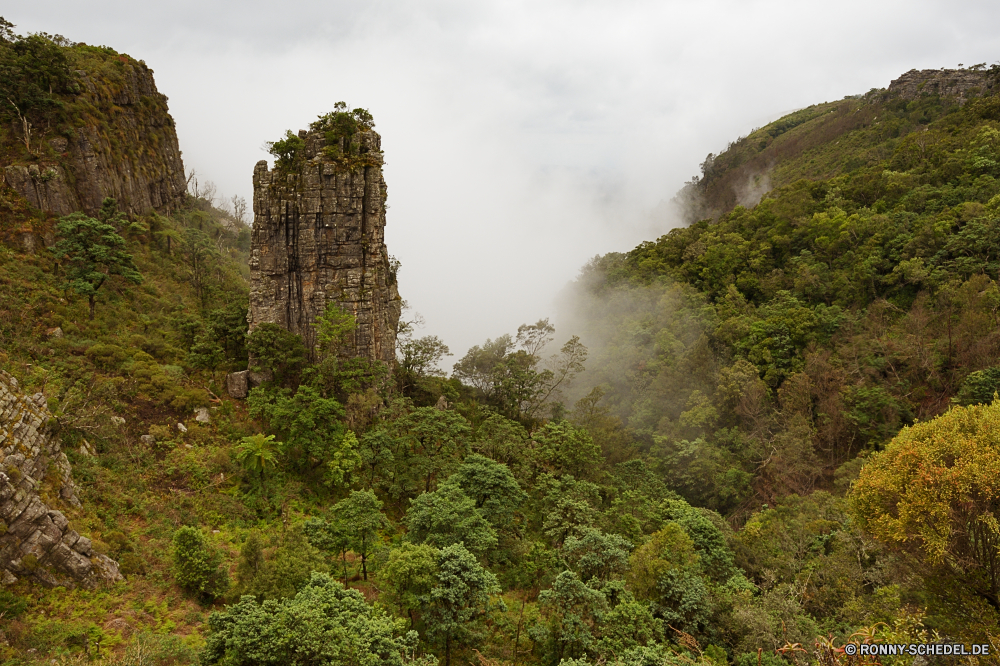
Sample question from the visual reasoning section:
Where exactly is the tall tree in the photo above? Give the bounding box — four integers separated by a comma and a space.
852, 400, 1000, 611
424, 543, 503, 666
331, 490, 390, 581
404, 484, 498, 556
53, 212, 143, 319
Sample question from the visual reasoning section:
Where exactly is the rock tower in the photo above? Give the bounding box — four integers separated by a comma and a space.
0, 371, 122, 588
246, 121, 401, 373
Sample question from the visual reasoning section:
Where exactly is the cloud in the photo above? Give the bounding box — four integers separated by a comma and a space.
6, 0, 1000, 358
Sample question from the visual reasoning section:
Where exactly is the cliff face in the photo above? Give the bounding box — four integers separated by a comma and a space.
247, 127, 401, 368
888, 68, 995, 105
0, 371, 121, 588
3, 60, 186, 218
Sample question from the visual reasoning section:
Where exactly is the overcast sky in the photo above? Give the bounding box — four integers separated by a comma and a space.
8, 1, 1000, 359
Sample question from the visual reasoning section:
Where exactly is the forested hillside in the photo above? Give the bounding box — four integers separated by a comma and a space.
1, 20, 998, 666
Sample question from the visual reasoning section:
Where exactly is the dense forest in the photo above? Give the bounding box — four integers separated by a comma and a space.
1, 21, 999, 666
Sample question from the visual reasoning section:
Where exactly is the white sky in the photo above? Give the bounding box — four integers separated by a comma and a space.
8, 1, 1000, 358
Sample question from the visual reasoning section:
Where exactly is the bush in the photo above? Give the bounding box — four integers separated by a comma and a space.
954, 366, 1000, 406
202, 572, 428, 666
172, 526, 229, 600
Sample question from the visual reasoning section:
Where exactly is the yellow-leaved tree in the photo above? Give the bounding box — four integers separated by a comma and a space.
851, 401, 1000, 614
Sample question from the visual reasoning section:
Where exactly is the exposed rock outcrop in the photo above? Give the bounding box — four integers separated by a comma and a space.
888, 68, 995, 105
0, 371, 122, 588
3, 61, 186, 218
246, 125, 401, 368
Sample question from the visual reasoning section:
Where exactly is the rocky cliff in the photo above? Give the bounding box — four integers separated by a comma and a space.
244, 124, 401, 373
3, 58, 186, 218
0, 371, 121, 588
888, 67, 995, 105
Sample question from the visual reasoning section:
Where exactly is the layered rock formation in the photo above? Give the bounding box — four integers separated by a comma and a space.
0, 370, 121, 588
3, 60, 186, 218
244, 124, 401, 377
888, 68, 995, 105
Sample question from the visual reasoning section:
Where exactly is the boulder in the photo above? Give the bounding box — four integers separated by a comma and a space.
225, 370, 248, 399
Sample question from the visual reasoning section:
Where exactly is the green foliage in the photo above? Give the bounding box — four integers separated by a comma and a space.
188, 302, 249, 369
536, 570, 608, 661
265, 129, 305, 171
658, 499, 737, 583
533, 421, 604, 480
443, 454, 525, 529
235, 433, 279, 482
852, 401, 1000, 618
626, 523, 710, 634
0, 589, 27, 619
53, 211, 143, 319
234, 531, 265, 595
310, 103, 377, 166
249, 385, 360, 484
381, 542, 440, 625
331, 489, 390, 580
313, 301, 357, 355
452, 323, 588, 422
954, 366, 1000, 405
562, 528, 632, 583
236, 527, 329, 601
203, 572, 428, 666
405, 483, 498, 555
171, 526, 229, 600
390, 406, 472, 495
0, 30, 73, 135
423, 543, 503, 666
246, 323, 308, 385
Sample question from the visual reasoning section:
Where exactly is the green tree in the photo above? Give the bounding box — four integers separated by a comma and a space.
234, 434, 279, 485
391, 407, 472, 495
304, 517, 352, 584
308, 303, 390, 400
381, 542, 440, 628
0, 31, 73, 150
202, 572, 431, 666
658, 499, 737, 583
249, 385, 359, 485
399, 335, 452, 377
189, 302, 249, 369
172, 526, 229, 600
265, 129, 305, 171
238, 528, 329, 601
537, 570, 608, 661
852, 401, 1000, 611
954, 367, 1000, 406
533, 421, 604, 480
246, 323, 308, 386
233, 531, 265, 597
332, 490, 390, 581
562, 528, 633, 583
405, 484, 498, 556
626, 523, 710, 635
442, 454, 526, 530
53, 212, 143, 319
424, 543, 503, 666
184, 227, 221, 306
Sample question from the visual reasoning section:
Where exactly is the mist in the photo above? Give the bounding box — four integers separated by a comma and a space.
7, 0, 1000, 358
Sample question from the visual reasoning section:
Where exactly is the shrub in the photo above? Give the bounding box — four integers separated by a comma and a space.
171, 526, 229, 600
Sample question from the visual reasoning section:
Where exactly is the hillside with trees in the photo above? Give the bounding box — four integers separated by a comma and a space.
0, 19, 998, 666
